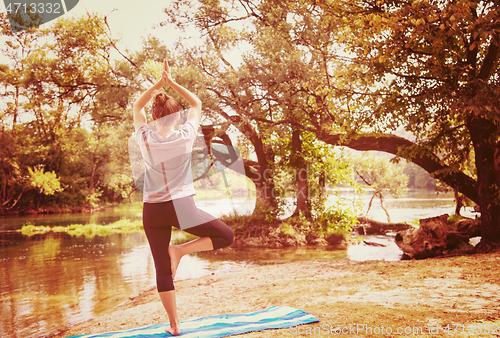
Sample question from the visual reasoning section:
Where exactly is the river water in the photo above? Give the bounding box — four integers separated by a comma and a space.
0, 190, 474, 338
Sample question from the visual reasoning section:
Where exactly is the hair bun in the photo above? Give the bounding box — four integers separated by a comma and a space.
151, 92, 180, 121
153, 92, 169, 106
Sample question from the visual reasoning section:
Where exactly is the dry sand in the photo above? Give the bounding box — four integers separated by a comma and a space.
53, 251, 500, 338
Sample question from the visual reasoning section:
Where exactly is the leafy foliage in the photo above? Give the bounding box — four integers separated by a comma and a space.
0, 13, 140, 212
163, 0, 500, 246
28, 167, 63, 196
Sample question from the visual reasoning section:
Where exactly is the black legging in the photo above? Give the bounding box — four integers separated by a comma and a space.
143, 195, 234, 292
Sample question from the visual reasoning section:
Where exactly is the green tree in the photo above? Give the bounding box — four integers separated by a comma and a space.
350, 153, 409, 222
304, 0, 500, 250
163, 0, 331, 218
0, 138, 24, 210
166, 0, 500, 250
0, 13, 139, 211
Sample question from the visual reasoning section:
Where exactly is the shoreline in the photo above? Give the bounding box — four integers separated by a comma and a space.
54, 251, 500, 338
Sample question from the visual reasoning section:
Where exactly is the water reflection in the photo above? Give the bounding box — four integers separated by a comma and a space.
1, 230, 401, 338
0, 189, 468, 337
336, 189, 475, 222
197, 245, 349, 265
0, 232, 156, 338
348, 235, 403, 261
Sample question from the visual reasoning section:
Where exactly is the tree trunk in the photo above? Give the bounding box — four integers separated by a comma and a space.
454, 190, 465, 216
89, 162, 98, 193
378, 192, 391, 223
13, 86, 19, 133
205, 124, 278, 218
253, 180, 277, 218
465, 33, 500, 250
316, 130, 499, 248
467, 116, 500, 250
292, 130, 311, 218
366, 193, 375, 215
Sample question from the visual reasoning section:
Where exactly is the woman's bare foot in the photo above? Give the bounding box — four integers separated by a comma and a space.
168, 245, 181, 279
168, 238, 213, 279
159, 290, 180, 336
165, 325, 181, 336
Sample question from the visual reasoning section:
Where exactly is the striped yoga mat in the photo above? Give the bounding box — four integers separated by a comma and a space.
68, 306, 319, 338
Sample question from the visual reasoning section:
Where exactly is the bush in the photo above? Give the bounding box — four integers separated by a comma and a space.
218, 207, 357, 247
316, 202, 358, 236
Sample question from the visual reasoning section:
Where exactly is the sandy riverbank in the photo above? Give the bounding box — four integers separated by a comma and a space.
54, 251, 500, 338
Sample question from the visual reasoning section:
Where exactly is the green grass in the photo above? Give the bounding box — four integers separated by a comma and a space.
18, 218, 204, 241
18, 219, 144, 238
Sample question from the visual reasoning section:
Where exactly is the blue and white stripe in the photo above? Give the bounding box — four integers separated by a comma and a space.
68, 306, 319, 338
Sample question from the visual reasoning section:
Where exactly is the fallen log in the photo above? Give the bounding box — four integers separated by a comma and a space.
395, 215, 449, 259
355, 216, 414, 235
394, 214, 474, 259
456, 217, 481, 238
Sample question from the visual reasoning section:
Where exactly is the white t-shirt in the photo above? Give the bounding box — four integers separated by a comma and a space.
135, 121, 197, 203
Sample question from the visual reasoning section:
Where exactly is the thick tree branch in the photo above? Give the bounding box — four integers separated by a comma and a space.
478, 33, 499, 80
317, 131, 479, 203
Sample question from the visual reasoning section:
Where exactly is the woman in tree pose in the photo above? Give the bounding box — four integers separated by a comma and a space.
133, 57, 234, 335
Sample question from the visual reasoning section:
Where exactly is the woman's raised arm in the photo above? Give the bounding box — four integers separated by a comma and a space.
163, 59, 202, 130
132, 67, 166, 131
132, 58, 202, 131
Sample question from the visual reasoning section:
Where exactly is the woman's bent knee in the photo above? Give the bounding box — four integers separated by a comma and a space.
221, 230, 234, 248
212, 227, 234, 250
221, 223, 234, 248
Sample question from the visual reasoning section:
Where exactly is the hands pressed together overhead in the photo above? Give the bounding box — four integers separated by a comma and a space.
158, 58, 174, 87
